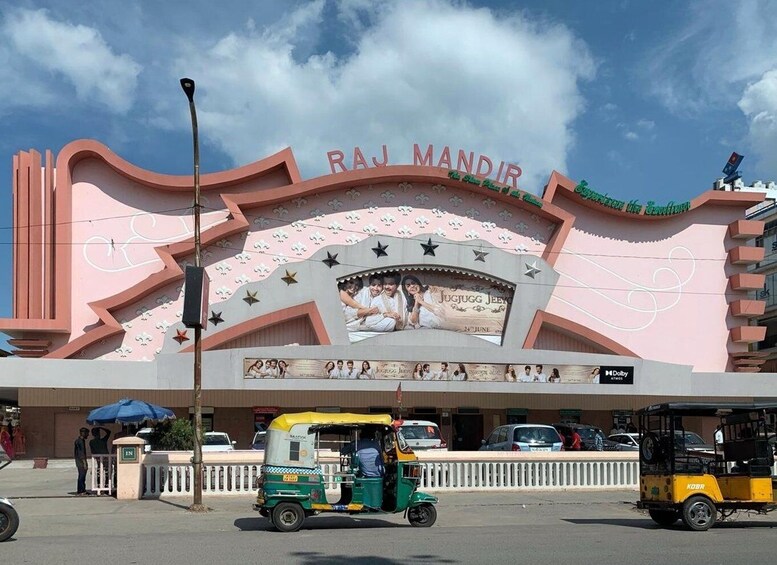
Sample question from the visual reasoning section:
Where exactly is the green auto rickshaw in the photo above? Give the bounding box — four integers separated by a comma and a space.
254, 412, 438, 532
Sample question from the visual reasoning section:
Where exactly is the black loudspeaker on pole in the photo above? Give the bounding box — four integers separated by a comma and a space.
182, 266, 209, 329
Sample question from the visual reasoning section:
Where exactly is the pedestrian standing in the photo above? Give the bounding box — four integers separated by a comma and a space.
0, 421, 14, 459
74, 427, 90, 495
89, 427, 111, 455
570, 430, 582, 451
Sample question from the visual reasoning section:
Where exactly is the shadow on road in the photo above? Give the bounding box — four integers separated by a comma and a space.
288, 552, 456, 565
155, 498, 194, 510
565, 517, 777, 530
564, 518, 653, 529
234, 515, 404, 532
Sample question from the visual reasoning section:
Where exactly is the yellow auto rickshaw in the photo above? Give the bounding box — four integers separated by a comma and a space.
253, 412, 438, 532
637, 402, 777, 530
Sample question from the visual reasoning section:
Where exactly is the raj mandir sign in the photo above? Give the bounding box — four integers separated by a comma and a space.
327, 144, 524, 189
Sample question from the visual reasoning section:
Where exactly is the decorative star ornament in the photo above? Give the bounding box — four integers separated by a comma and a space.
173, 329, 189, 344
243, 290, 260, 305
208, 311, 224, 326
524, 261, 541, 279
372, 241, 389, 258
322, 252, 340, 268
473, 250, 489, 262
282, 270, 298, 285
421, 238, 439, 256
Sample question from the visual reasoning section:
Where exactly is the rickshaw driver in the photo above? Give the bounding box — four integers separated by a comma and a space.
341, 435, 385, 477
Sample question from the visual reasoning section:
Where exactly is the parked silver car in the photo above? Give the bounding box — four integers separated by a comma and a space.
479, 424, 563, 452
609, 431, 713, 453
608, 432, 640, 451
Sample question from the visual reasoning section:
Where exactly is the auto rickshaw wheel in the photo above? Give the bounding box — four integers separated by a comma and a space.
272, 502, 305, 532
0, 503, 20, 542
648, 508, 680, 527
640, 433, 663, 465
408, 503, 437, 528
682, 496, 717, 531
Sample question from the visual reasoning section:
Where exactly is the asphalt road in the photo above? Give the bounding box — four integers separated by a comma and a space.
3, 488, 777, 565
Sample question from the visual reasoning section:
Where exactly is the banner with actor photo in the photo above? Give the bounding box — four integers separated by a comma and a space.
336, 270, 514, 344
243, 358, 634, 384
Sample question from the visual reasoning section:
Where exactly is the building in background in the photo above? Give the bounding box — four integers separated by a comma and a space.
719, 179, 777, 372
0, 140, 773, 457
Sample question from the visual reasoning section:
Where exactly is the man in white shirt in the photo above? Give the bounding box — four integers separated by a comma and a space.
345, 360, 358, 379
533, 364, 547, 383
362, 275, 398, 332
329, 359, 348, 379
265, 359, 280, 378
421, 364, 433, 380
519, 365, 533, 383
436, 362, 450, 380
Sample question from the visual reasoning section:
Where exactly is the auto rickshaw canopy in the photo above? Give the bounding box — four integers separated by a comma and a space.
268, 412, 393, 432
638, 402, 777, 417
264, 412, 395, 469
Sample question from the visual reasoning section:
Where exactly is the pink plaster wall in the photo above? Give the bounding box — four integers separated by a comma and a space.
87, 180, 551, 361
546, 196, 740, 371
68, 159, 290, 340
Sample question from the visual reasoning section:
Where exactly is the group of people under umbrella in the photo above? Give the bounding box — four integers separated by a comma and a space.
73, 398, 176, 495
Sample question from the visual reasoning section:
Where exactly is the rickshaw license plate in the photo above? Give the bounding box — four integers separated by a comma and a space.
532, 447, 551, 451
282, 474, 299, 482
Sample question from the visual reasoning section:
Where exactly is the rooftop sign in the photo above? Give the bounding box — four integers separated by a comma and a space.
326, 144, 524, 189
574, 180, 690, 216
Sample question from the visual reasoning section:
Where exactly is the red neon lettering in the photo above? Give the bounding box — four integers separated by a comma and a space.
437, 146, 451, 169
327, 150, 347, 173
353, 147, 368, 169
372, 145, 388, 167
504, 164, 522, 189
457, 150, 474, 174
476, 155, 493, 178
413, 144, 434, 166
495, 161, 505, 183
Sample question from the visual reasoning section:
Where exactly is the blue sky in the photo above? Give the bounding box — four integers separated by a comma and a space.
2, 0, 777, 350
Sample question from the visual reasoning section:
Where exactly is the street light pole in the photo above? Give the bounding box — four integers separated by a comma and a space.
180, 77, 205, 511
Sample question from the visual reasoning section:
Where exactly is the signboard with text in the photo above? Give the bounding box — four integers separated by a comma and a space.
244, 358, 633, 385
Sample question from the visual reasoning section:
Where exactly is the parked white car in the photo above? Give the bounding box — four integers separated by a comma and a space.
136, 427, 154, 453
202, 431, 236, 452
398, 420, 447, 451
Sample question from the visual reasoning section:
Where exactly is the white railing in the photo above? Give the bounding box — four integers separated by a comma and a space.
143, 462, 262, 497
90, 455, 115, 496
140, 451, 640, 498
417, 458, 638, 491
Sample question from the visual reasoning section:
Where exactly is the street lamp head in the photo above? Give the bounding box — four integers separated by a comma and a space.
180, 78, 196, 102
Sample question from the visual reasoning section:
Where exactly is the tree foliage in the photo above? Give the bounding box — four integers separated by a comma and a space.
150, 419, 194, 451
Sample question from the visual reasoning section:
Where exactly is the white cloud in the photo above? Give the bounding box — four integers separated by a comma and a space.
172, 0, 595, 192
636, 119, 655, 130
739, 69, 777, 173
644, 1, 777, 114
623, 131, 639, 141
0, 8, 141, 113
641, 1, 777, 177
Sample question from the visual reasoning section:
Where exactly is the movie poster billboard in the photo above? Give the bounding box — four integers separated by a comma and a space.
336, 270, 513, 344
243, 358, 634, 384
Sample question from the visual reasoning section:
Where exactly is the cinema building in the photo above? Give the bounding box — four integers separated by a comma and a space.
1, 140, 775, 458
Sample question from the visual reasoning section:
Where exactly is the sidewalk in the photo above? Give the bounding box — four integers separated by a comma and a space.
7, 458, 75, 470
2, 467, 79, 498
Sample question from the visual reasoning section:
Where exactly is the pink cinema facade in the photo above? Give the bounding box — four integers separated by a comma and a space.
0, 140, 772, 458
